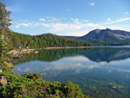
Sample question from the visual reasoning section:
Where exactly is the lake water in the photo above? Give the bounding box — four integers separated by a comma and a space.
12, 46, 130, 98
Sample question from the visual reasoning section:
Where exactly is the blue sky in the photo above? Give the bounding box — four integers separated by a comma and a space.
1, 0, 130, 36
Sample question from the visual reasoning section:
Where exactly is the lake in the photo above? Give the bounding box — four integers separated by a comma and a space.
12, 46, 130, 98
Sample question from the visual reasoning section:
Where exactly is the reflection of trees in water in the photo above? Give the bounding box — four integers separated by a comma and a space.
14, 48, 88, 65
14, 47, 130, 65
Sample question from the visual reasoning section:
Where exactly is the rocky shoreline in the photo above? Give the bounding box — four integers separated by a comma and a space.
9, 49, 35, 54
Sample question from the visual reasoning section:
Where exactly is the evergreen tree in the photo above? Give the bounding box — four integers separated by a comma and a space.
0, 1, 12, 70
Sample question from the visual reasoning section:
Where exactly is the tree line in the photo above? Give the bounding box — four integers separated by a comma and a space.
11, 32, 92, 49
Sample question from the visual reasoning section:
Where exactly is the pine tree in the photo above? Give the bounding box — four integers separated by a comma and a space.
0, 1, 12, 70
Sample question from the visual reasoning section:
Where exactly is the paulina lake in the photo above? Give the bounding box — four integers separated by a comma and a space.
12, 46, 130, 98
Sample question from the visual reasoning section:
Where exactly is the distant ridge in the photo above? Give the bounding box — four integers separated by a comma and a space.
65, 28, 130, 44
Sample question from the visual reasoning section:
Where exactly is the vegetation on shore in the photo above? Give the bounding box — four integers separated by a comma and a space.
0, 72, 88, 98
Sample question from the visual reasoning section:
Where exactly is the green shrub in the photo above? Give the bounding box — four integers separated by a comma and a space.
22, 73, 42, 80
0, 72, 87, 98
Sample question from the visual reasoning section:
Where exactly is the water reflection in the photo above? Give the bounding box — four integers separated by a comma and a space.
13, 47, 130, 64
12, 46, 130, 98
13, 55, 130, 75
80, 48, 130, 63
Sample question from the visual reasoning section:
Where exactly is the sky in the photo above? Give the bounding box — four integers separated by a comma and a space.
1, 0, 130, 36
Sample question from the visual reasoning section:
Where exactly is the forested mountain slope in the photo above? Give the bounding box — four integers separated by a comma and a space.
11, 32, 92, 49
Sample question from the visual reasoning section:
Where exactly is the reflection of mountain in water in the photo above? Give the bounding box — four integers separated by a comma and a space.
80, 48, 130, 63
14, 47, 130, 64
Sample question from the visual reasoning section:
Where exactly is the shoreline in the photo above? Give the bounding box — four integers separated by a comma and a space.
9, 49, 35, 54
9, 46, 89, 54
44, 46, 88, 49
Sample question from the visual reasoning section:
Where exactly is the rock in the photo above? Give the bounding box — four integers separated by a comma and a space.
5, 62, 15, 68
34, 51, 38, 53
112, 86, 117, 89
19, 87, 26, 94
40, 91, 45, 94
0, 69, 2, 72
0, 66, 5, 72
0, 76, 7, 86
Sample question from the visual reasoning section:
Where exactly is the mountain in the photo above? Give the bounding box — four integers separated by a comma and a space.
80, 28, 130, 43
65, 28, 130, 44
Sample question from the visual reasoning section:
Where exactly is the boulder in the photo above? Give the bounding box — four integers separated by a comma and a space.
0, 76, 7, 86
19, 87, 25, 94
5, 62, 15, 68
0, 69, 2, 72
0, 66, 5, 72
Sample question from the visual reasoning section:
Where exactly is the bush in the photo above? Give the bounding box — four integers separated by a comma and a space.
0, 72, 88, 98
22, 73, 42, 80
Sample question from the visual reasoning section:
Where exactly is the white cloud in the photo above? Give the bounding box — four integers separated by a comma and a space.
115, 18, 130, 23
107, 18, 111, 21
89, 2, 95, 6
15, 25, 20, 28
45, 17, 66, 23
15, 23, 34, 28
41, 23, 50, 27
82, 19, 89, 22
46, 17, 59, 22
39, 18, 45, 22
43, 22, 101, 36
106, 18, 130, 24
14, 17, 130, 36
125, 12, 129, 15
71, 18, 80, 23
15, 20, 100, 36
